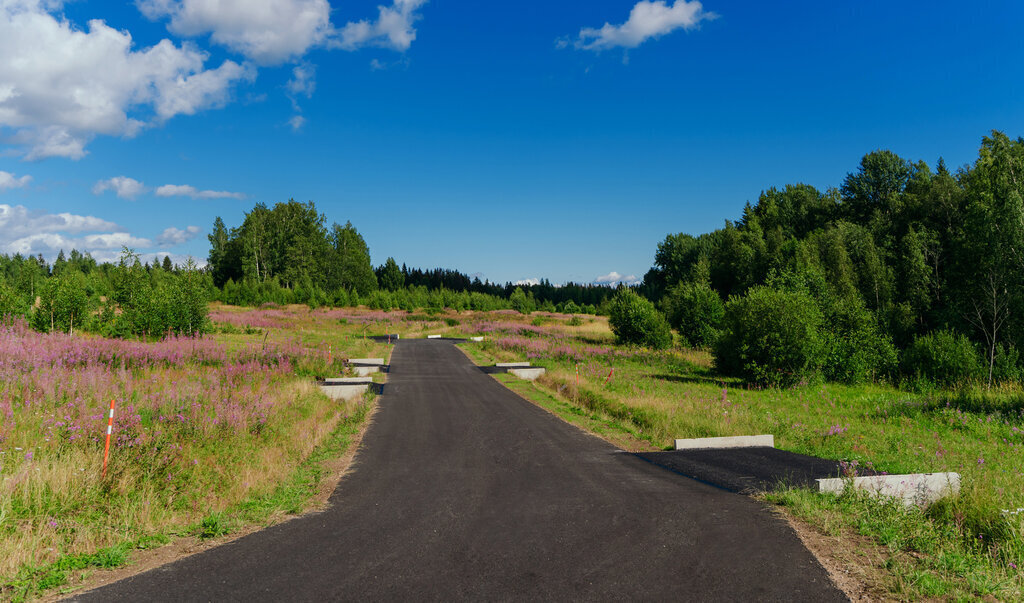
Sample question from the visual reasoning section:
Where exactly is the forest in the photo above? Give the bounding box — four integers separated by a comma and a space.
637, 130, 1024, 388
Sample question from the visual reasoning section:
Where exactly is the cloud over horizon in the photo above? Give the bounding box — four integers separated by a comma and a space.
594, 271, 639, 285
156, 225, 201, 246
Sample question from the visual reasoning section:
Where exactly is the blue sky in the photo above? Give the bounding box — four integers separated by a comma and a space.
1, 0, 1022, 286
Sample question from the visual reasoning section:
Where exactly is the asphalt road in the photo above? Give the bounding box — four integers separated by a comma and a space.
75, 340, 845, 602
638, 447, 872, 494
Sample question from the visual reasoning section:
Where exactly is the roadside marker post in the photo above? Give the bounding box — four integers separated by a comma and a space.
575, 364, 580, 388
102, 399, 116, 478
604, 367, 614, 385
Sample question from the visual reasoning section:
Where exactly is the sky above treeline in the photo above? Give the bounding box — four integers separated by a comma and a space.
1, 0, 1022, 286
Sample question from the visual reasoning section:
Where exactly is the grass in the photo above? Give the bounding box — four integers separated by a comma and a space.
456, 309, 1024, 600
0, 304, 390, 601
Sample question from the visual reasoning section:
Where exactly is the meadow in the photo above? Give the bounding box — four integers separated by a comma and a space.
4, 303, 1022, 600
0, 304, 392, 600
448, 311, 1024, 600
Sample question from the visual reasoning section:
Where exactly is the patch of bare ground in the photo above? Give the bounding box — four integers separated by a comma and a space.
771, 505, 900, 602
49, 399, 381, 602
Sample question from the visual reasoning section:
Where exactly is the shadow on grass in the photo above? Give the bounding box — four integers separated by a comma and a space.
650, 373, 744, 387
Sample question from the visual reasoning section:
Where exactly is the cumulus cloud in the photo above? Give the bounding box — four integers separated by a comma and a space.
338, 0, 427, 51
156, 224, 201, 245
155, 184, 246, 200
514, 278, 541, 286
92, 176, 147, 200
574, 0, 714, 51
594, 271, 640, 285
288, 114, 306, 131
137, 0, 335, 66
0, 0, 253, 160
0, 171, 31, 191
0, 203, 151, 259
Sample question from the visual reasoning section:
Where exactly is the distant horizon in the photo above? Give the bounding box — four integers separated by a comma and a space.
2, 1, 1022, 285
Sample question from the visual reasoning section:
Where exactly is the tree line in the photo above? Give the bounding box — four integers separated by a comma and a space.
206, 199, 615, 312
633, 130, 1024, 388
0, 249, 208, 338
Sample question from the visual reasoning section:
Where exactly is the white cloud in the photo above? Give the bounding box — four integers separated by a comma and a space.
92, 176, 147, 200
0, 171, 31, 190
0, 0, 253, 160
137, 0, 335, 66
155, 184, 245, 200
594, 271, 640, 285
0, 203, 118, 239
286, 63, 316, 98
0, 203, 152, 259
514, 278, 541, 286
156, 224, 201, 245
288, 114, 306, 131
338, 0, 427, 51
574, 0, 714, 51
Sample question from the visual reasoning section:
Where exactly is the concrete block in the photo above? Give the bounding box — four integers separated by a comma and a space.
427, 335, 442, 339
509, 367, 546, 380
352, 366, 379, 377
817, 472, 960, 507
348, 358, 385, 365
496, 362, 532, 368
470, 336, 484, 342
319, 378, 373, 400
674, 434, 775, 450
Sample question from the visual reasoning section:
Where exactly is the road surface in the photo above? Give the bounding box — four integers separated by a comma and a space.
75, 339, 844, 601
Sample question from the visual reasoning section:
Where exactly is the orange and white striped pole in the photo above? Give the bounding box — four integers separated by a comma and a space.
102, 399, 116, 477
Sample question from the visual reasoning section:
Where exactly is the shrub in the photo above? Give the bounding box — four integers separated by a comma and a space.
509, 287, 535, 314
607, 288, 672, 349
662, 281, 724, 348
901, 330, 983, 387
992, 343, 1022, 384
714, 285, 823, 387
820, 297, 898, 384
0, 277, 29, 318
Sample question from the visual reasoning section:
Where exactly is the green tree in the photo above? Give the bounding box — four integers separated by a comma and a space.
953, 132, 1024, 387
329, 221, 377, 295
33, 270, 92, 334
662, 281, 724, 348
378, 257, 405, 291
714, 286, 823, 387
608, 288, 672, 349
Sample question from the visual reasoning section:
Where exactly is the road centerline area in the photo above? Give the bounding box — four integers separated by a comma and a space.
75, 339, 845, 601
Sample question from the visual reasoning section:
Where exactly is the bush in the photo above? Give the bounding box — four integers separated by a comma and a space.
662, 281, 724, 348
0, 277, 29, 318
820, 297, 897, 384
607, 288, 672, 349
992, 344, 1022, 384
714, 286, 823, 387
901, 330, 983, 387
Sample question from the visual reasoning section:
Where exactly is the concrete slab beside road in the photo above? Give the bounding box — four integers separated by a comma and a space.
508, 367, 546, 380
675, 434, 775, 450
817, 472, 960, 507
